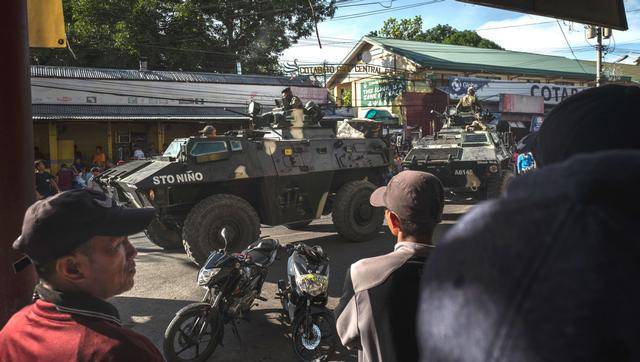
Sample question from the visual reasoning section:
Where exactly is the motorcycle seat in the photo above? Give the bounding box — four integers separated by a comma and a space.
246, 238, 279, 253
245, 239, 279, 267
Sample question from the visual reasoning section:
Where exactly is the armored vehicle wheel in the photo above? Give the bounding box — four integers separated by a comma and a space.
485, 170, 515, 199
332, 180, 384, 242
182, 194, 260, 266
285, 220, 312, 230
145, 218, 182, 250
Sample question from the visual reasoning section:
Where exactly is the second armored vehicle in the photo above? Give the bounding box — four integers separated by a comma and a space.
97, 101, 390, 265
403, 106, 514, 200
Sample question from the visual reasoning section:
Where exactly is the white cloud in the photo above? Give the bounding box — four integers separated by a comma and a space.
476, 9, 640, 64
281, 22, 361, 64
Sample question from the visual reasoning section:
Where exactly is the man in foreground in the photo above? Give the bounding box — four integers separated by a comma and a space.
336, 170, 444, 362
417, 84, 640, 360
0, 189, 163, 361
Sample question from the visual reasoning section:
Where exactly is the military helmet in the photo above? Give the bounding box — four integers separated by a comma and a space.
199, 125, 216, 135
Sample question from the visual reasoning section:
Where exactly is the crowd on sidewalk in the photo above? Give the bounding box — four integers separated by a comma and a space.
4, 84, 640, 361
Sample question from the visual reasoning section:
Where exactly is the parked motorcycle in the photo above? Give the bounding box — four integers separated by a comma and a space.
163, 228, 279, 362
277, 242, 336, 361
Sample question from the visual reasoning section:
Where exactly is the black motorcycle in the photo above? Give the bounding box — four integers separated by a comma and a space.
277, 242, 336, 361
163, 228, 279, 362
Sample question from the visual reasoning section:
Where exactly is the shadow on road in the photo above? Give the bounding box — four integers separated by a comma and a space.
113, 296, 350, 361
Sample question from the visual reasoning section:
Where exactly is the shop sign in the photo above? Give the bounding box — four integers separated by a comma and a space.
441, 77, 588, 105
360, 78, 406, 107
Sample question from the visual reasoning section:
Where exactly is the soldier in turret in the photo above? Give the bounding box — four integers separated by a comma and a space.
456, 86, 481, 113
281, 87, 303, 110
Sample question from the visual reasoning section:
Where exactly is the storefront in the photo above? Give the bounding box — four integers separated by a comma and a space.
31, 66, 327, 172
324, 36, 596, 137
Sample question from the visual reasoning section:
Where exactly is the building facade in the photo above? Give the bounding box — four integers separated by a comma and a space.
31, 66, 328, 172
326, 36, 601, 137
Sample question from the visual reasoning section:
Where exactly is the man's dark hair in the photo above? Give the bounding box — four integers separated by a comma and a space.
34, 160, 44, 169
35, 242, 93, 281
282, 87, 292, 95
398, 216, 436, 239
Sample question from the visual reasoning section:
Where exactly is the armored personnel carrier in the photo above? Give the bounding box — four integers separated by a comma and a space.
96, 100, 390, 265
403, 106, 514, 200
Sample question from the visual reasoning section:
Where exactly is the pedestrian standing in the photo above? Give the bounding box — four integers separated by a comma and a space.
35, 160, 59, 199
0, 189, 163, 361
336, 170, 444, 362
92, 146, 106, 167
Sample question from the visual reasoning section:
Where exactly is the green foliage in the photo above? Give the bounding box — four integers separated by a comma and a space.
367, 17, 503, 50
341, 88, 352, 107
30, 0, 336, 74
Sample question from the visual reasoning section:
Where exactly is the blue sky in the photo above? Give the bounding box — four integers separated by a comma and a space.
282, 0, 640, 66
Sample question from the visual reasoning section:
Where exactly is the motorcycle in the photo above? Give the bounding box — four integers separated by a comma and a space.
277, 242, 337, 361
163, 228, 279, 362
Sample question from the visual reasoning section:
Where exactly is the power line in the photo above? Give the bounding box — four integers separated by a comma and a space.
556, 20, 588, 74
328, 0, 444, 21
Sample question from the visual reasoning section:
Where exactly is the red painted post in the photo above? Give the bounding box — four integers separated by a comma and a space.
0, 0, 38, 326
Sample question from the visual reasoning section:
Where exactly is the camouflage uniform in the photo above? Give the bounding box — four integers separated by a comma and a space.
456, 94, 480, 113
283, 95, 303, 110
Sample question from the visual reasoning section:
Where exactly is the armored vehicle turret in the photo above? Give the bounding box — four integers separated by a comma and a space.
96, 100, 390, 265
403, 105, 514, 200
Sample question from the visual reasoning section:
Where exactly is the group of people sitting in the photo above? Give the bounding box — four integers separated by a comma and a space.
2, 84, 639, 361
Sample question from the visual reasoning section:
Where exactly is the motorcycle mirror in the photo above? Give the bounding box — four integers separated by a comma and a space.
221, 227, 229, 251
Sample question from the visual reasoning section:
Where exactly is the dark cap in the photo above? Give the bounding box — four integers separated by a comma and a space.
538, 84, 640, 166
199, 125, 216, 135
370, 170, 444, 224
13, 189, 155, 265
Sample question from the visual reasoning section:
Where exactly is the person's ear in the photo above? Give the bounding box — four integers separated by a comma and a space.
386, 209, 401, 236
55, 255, 87, 283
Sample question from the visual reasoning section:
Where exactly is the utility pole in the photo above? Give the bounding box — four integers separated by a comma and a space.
596, 26, 603, 87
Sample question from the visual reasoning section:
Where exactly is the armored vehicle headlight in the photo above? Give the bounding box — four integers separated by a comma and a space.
489, 165, 499, 173
296, 274, 329, 297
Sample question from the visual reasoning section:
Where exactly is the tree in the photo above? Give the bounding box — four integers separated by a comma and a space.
30, 0, 336, 74
367, 17, 503, 50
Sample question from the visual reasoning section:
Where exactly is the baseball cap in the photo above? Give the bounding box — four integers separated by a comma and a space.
13, 189, 155, 265
537, 84, 640, 166
370, 170, 444, 225
199, 125, 215, 134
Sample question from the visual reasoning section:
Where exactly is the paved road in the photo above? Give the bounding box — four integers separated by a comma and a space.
112, 203, 473, 362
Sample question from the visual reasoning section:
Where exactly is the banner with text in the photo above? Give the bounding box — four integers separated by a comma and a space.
440, 77, 588, 105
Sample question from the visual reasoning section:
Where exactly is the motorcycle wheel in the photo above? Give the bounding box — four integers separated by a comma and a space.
291, 309, 337, 362
163, 304, 221, 362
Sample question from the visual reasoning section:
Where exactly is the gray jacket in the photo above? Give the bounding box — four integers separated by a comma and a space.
335, 242, 432, 362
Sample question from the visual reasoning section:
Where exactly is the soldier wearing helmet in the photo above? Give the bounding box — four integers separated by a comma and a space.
456, 86, 481, 114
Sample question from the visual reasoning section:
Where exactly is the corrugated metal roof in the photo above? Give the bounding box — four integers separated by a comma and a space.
32, 104, 250, 120
363, 37, 597, 80
31, 65, 316, 86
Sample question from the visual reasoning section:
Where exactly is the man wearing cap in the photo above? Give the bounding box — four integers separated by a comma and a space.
0, 189, 163, 361
335, 170, 444, 362
199, 125, 217, 139
417, 85, 640, 360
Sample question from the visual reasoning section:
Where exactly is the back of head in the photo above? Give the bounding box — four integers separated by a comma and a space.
537, 84, 640, 166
